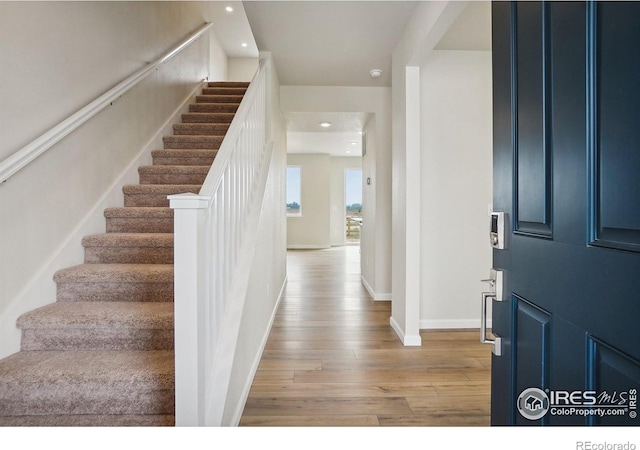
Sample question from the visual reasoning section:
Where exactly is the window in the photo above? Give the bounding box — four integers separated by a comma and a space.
345, 169, 362, 243
286, 166, 302, 217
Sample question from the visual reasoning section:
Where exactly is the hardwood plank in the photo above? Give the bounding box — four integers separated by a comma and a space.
405, 395, 491, 416
241, 397, 413, 416
257, 359, 322, 371
320, 356, 483, 371
261, 349, 356, 360
239, 415, 380, 427
378, 414, 490, 427
431, 381, 491, 396
293, 368, 471, 384
251, 370, 295, 384
245, 383, 439, 398
264, 339, 384, 351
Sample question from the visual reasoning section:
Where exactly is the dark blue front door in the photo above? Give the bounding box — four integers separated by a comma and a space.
491, 1, 640, 425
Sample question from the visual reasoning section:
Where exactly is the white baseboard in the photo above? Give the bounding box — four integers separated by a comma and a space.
230, 275, 287, 426
419, 319, 490, 330
390, 316, 422, 346
361, 276, 391, 301
287, 245, 331, 250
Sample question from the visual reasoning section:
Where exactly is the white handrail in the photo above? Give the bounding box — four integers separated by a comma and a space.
169, 58, 270, 425
0, 22, 214, 184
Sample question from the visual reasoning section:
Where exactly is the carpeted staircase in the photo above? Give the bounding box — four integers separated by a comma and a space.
0, 81, 249, 426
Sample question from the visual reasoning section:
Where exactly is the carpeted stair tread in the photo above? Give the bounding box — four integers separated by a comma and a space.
172, 123, 231, 135
105, 207, 173, 233
104, 207, 173, 219
82, 233, 174, 264
189, 103, 240, 113
138, 165, 211, 185
181, 112, 235, 123
201, 87, 247, 95
83, 233, 173, 248
17, 302, 173, 351
54, 264, 173, 284
18, 302, 173, 330
0, 414, 174, 426
151, 149, 218, 166
54, 264, 174, 303
123, 184, 202, 207
208, 81, 250, 88
0, 350, 174, 416
196, 94, 244, 103
162, 135, 224, 149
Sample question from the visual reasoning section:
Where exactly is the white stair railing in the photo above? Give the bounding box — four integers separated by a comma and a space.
169, 58, 271, 426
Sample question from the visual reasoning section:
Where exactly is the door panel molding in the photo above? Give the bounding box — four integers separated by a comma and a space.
514, 294, 551, 425
587, 2, 640, 253
511, 2, 553, 239
587, 335, 640, 425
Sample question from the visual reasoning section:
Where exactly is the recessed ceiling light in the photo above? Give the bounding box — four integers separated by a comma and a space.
241, 43, 248, 48
319, 122, 332, 128
370, 69, 382, 79
225, 6, 234, 12
346, 150, 351, 154
350, 141, 358, 145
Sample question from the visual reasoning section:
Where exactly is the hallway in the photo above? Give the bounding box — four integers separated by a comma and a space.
239, 247, 491, 426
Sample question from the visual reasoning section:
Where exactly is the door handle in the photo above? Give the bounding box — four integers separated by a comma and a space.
480, 270, 504, 356
481, 291, 502, 356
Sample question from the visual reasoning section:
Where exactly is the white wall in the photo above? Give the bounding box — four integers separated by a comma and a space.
286, 153, 331, 249
420, 50, 493, 328
330, 157, 362, 246
0, 2, 229, 358
280, 86, 392, 298
228, 58, 259, 81
390, 1, 466, 345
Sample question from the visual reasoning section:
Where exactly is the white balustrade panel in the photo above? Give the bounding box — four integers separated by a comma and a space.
169, 59, 270, 426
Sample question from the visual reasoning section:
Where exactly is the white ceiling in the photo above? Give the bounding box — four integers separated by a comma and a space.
235, 1, 491, 155
243, 1, 419, 87
283, 111, 371, 156
435, 1, 492, 51
206, 1, 259, 58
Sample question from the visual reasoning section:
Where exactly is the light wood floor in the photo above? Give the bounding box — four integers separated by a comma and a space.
239, 246, 491, 426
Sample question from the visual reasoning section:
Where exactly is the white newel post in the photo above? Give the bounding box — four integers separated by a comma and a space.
169, 192, 210, 426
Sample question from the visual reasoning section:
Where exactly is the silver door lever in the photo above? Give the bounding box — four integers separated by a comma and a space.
480, 269, 504, 356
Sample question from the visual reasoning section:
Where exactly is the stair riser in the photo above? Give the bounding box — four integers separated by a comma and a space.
124, 194, 171, 208
163, 136, 223, 149
0, 388, 174, 416
208, 81, 250, 88
21, 329, 173, 351
172, 124, 230, 135
0, 414, 175, 427
57, 283, 173, 303
196, 95, 244, 103
123, 186, 202, 208
106, 218, 174, 234
201, 87, 247, 95
139, 172, 208, 185
84, 247, 173, 264
152, 155, 216, 166
181, 113, 235, 123
189, 103, 239, 113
